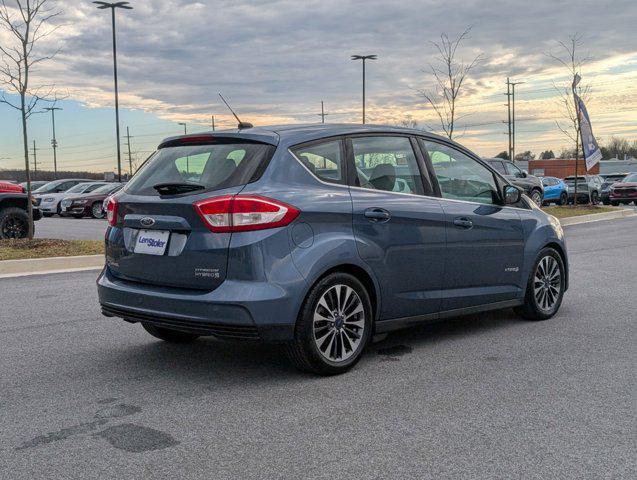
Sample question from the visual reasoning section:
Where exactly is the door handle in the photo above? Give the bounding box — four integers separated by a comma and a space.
453, 217, 473, 229
364, 208, 391, 223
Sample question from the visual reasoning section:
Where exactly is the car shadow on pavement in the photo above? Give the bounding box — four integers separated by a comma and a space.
97, 307, 525, 384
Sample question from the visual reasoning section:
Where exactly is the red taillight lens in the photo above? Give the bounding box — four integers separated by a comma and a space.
194, 195, 299, 233
106, 196, 118, 226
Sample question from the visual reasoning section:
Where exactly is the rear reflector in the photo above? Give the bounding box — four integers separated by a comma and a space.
194, 195, 299, 232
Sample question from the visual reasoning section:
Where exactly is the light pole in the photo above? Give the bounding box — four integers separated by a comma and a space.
94, 1, 133, 183
351, 54, 377, 124
44, 107, 62, 178
178, 122, 187, 134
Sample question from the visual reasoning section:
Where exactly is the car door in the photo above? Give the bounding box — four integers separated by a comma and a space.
543, 178, 558, 200
347, 135, 446, 320
420, 139, 525, 311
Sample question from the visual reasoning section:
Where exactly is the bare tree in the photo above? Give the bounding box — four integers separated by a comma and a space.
547, 35, 591, 158
419, 26, 484, 140
0, 0, 61, 238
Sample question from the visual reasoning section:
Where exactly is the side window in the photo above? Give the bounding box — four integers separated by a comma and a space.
542, 178, 550, 187
490, 161, 506, 174
505, 162, 523, 177
84, 183, 103, 193
351, 136, 425, 195
291, 140, 344, 184
422, 141, 499, 205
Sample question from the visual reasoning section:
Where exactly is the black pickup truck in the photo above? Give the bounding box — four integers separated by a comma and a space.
0, 182, 43, 239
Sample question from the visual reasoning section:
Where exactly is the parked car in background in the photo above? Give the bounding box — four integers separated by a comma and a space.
33, 180, 106, 216
98, 124, 568, 375
484, 158, 544, 205
564, 175, 603, 204
19, 180, 49, 192
0, 181, 42, 239
60, 183, 125, 219
609, 173, 637, 205
540, 177, 568, 206
600, 173, 628, 205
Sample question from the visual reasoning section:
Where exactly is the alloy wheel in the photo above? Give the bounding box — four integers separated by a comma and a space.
312, 284, 365, 363
1, 215, 28, 239
92, 203, 104, 219
533, 256, 561, 312
531, 190, 543, 206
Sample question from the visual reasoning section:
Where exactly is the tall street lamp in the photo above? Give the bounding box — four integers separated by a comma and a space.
178, 122, 187, 134
44, 107, 62, 178
351, 54, 377, 124
94, 1, 133, 183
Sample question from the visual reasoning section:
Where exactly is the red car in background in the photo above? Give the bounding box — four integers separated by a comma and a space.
60, 183, 125, 218
609, 173, 637, 206
0, 181, 24, 193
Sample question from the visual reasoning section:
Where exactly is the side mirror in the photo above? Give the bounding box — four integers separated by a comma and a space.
504, 185, 521, 205
522, 170, 528, 177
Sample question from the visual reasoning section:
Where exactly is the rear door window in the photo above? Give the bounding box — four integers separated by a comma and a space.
490, 161, 506, 174
350, 136, 426, 195
125, 141, 274, 196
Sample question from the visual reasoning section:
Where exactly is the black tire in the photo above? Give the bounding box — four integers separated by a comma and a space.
530, 189, 543, 206
591, 191, 599, 205
56, 203, 62, 216
514, 247, 565, 321
557, 192, 568, 206
0, 207, 30, 239
285, 272, 372, 375
141, 323, 199, 343
91, 201, 105, 219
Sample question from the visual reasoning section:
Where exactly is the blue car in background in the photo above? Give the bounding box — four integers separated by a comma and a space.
541, 176, 568, 205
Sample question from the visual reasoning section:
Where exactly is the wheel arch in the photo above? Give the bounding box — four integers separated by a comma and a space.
543, 241, 569, 291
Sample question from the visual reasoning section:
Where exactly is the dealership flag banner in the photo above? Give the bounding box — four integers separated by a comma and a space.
575, 94, 603, 171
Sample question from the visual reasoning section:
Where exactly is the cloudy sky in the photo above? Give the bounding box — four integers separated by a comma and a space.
1, 0, 636, 173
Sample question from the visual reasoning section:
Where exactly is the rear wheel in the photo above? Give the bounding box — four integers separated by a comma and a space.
557, 192, 568, 206
286, 272, 372, 375
142, 323, 200, 343
0, 207, 29, 239
514, 248, 565, 321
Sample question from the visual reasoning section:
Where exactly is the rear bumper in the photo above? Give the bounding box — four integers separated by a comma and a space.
97, 267, 299, 341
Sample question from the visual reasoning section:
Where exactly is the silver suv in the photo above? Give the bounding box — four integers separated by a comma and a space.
564, 175, 603, 205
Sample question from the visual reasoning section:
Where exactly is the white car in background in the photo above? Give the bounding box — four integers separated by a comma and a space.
33, 180, 109, 216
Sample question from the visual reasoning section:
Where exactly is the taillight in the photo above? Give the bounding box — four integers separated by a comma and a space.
106, 196, 118, 226
194, 195, 299, 233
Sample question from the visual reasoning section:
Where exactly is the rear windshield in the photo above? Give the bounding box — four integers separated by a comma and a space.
125, 141, 275, 196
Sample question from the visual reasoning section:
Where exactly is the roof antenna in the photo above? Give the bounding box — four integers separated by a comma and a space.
218, 93, 253, 129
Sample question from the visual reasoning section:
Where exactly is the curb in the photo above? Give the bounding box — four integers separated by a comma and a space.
0, 254, 104, 279
559, 208, 635, 226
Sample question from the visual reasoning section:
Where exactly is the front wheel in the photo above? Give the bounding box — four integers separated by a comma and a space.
286, 272, 372, 375
91, 202, 105, 219
514, 248, 565, 321
591, 191, 599, 205
530, 189, 543, 206
0, 207, 30, 239
142, 323, 199, 343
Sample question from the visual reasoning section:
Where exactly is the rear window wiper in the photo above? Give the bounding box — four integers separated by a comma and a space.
153, 182, 206, 195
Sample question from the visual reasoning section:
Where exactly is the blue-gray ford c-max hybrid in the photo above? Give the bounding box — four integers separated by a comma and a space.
98, 124, 568, 375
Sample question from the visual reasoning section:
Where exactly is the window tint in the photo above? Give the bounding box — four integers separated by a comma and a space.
126, 142, 274, 196
292, 140, 344, 184
505, 162, 522, 176
490, 160, 506, 174
84, 183, 106, 193
351, 136, 425, 195
423, 141, 499, 205
542, 177, 550, 186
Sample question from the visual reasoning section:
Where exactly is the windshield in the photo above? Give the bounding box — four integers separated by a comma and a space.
33, 181, 61, 193
92, 183, 119, 194
66, 183, 94, 194
623, 173, 637, 182
126, 140, 275, 196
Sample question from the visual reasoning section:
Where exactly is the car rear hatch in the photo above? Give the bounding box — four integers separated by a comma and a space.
105, 135, 276, 291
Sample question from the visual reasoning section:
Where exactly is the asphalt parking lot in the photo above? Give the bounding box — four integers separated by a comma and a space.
2, 217, 635, 479
35, 216, 107, 241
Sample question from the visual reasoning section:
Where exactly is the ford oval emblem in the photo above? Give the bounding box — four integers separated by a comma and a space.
140, 217, 155, 227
